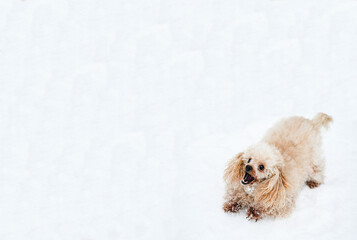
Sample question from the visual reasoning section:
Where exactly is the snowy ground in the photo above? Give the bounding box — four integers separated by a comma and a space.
0, 0, 357, 239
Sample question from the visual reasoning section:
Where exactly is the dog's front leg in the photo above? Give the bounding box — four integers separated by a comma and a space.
246, 207, 263, 221
223, 200, 243, 213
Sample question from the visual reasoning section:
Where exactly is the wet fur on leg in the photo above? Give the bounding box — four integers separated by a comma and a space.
246, 207, 263, 222
306, 180, 321, 189
223, 201, 243, 213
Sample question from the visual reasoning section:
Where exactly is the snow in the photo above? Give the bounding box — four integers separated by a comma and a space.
0, 0, 357, 239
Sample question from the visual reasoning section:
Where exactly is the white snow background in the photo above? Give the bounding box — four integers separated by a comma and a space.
0, 0, 357, 239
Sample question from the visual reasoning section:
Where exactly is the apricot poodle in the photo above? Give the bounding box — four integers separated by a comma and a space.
223, 113, 332, 221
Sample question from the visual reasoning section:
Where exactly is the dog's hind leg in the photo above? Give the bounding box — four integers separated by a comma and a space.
306, 115, 331, 189
306, 154, 325, 189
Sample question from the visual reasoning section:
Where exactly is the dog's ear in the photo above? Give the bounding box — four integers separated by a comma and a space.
254, 167, 290, 208
224, 152, 245, 184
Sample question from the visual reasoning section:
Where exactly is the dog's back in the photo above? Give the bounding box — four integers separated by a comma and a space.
262, 113, 332, 158
262, 113, 332, 189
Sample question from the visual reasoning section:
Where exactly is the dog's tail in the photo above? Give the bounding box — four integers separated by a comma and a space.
312, 112, 333, 130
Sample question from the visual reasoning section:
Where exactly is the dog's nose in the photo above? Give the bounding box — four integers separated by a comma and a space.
245, 165, 253, 172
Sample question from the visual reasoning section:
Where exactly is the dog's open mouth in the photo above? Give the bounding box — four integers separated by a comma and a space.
241, 172, 255, 185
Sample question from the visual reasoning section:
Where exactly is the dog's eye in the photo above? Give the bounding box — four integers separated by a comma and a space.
259, 165, 264, 170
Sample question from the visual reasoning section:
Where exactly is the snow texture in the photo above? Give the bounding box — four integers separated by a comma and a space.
0, 0, 357, 239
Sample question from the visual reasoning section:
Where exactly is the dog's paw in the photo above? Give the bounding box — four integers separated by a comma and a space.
223, 201, 242, 213
246, 207, 262, 222
306, 180, 321, 189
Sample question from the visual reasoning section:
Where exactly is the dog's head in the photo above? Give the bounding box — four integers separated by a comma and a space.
224, 143, 290, 207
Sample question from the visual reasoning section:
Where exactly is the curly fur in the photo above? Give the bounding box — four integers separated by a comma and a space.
223, 113, 332, 220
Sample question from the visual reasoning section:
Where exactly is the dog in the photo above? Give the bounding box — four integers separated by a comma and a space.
223, 113, 332, 221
